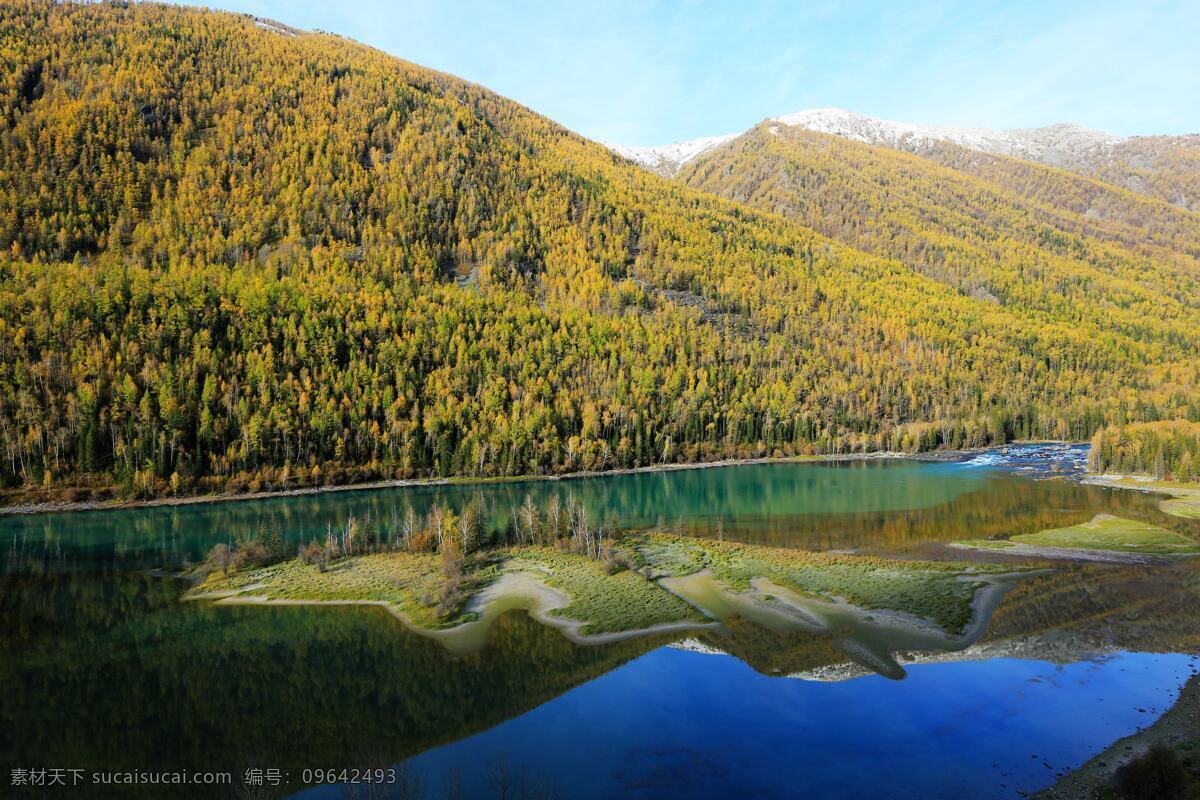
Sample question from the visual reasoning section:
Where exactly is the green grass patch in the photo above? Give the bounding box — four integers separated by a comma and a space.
959, 515, 1200, 556
1162, 499, 1200, 519
194, 551, 471, 629
510, 548, 708, 635
1015, 515, 1200, 554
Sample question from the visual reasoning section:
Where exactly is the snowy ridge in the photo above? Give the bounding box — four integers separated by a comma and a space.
608, 108, 1131, 174
768, 108, 1126, 166
254, 18, 297, 37
607, 133, 739, 177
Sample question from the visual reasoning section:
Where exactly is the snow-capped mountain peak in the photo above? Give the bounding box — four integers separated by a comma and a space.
606, 133, 739, 177
766, 108, 1126, 166
607, 108, 1131, 175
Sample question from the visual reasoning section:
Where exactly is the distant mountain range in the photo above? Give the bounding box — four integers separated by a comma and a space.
609, 108, 1200, 210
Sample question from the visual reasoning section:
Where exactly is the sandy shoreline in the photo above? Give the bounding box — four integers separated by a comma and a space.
1081, 474, 1200, 494
1034, 672, 1200, 799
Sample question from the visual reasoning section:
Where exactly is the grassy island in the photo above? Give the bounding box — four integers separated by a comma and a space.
188, 502, 1025, 655
956, 514, 1200, 560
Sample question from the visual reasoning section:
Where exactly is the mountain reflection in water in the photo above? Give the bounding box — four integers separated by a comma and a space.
2, 452, 1198, 799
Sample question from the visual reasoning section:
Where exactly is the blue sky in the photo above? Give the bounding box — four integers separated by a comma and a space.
175, 0, 1199, 145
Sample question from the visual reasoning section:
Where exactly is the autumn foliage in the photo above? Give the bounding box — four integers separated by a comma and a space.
0, 1, 1196, 501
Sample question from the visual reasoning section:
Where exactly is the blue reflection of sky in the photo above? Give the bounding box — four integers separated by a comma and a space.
296, 647, 1196, 800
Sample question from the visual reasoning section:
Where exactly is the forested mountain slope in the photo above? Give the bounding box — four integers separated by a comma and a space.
928, 131, 1200, 213
0, 1, 1195, 501
753, 109, 1200, 211
621, 110, 1200, 211
1080, 135, 1200, 212
676, 124, 1200, 352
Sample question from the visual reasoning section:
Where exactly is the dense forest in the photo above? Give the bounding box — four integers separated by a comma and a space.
1, 1, 1198, 502
677, 124, 1200, 354
1089, 420, 1200, 482
1078, 135, 1200, 213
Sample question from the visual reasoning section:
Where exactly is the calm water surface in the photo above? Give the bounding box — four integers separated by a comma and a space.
2, 448, 1198, 798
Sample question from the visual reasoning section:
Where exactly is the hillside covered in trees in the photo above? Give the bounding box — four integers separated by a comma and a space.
1, 1, 1198, 502
1079, 134, 1200, 213
1089, 420, 1200, 482
676, 123, 1200, 360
